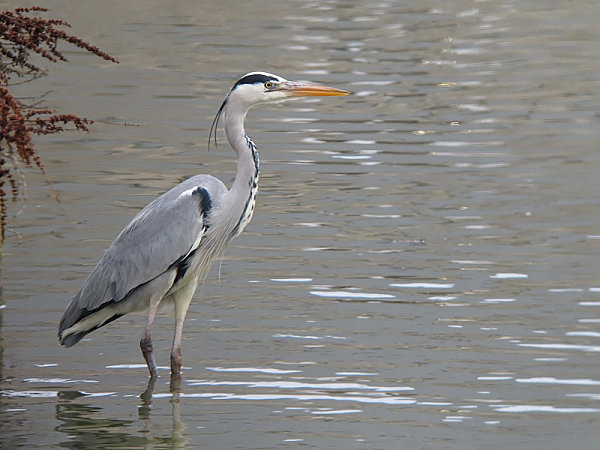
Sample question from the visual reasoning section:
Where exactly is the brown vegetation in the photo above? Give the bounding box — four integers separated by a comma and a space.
0, 6, 118, 240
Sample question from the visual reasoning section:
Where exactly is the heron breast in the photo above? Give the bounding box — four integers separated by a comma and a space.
236, 175, 259, 236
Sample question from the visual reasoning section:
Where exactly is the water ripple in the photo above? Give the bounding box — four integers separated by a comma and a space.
179, 392, 415, 406
206, 367, 302, 374
186, 380, 413, 393
390, 282, 455, 289
494, 405, 600, 414
515, 377, 600, 386
310, 290, 395, 300
518, 343, 600, 352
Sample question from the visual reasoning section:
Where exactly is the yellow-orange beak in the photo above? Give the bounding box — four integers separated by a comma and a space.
281, 81, 350, 97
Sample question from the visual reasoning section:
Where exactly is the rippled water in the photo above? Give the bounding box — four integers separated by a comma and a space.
2, 0, 600, 448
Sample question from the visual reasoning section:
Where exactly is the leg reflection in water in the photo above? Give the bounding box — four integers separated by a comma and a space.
138, 374, 187, 448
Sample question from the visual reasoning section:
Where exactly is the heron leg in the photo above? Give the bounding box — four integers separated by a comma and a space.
170, 278, 198, 375
136, 272, 178, 377
141, 301, 161, 378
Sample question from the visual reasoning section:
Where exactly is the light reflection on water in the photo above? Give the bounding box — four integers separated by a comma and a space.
2, 0, 600, 448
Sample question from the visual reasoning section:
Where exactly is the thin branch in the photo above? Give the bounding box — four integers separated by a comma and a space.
0, 6, 118, 239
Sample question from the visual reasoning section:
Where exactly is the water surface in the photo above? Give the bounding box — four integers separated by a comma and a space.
2, 0, 600, 448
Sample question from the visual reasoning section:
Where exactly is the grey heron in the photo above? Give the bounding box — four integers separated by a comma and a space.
58, 72, 349, 377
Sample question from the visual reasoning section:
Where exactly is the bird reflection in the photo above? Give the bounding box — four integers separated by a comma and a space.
138, 376, 156, 419
168, 374, 187, 449
56, 393, 147, 447
138, 373, 187, 448
55, 377, 188, 448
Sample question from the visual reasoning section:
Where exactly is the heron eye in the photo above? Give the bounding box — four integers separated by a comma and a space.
264, 81, 275, 89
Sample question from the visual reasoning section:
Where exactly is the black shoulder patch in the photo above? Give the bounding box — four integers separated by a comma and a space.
192, 186, 212, 216
233, 73, 278, 88
170, 186, 212, 286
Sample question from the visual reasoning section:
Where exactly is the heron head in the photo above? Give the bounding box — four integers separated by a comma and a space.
209, 72, 348, 149
230, 71, 349, 105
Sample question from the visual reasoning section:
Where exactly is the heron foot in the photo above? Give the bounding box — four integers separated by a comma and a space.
170, 372, 182, 393
170, 348, 182, 375
140, 334, 159, 377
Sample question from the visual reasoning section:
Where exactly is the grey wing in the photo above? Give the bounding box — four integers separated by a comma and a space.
59, 174, 227, 338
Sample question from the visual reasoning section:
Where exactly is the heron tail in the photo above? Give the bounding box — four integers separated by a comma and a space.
59, 330, 89, 348
58, 300, 123, 347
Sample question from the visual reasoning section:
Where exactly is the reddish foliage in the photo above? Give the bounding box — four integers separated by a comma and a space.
0, 6, 117, 239
0, 6, 118, 82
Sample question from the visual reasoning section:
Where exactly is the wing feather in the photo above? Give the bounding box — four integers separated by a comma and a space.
59, 175, 227, 334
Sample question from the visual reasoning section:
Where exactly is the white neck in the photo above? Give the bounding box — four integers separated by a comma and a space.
219, 99, 260, 235
223, 101, 258, 191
